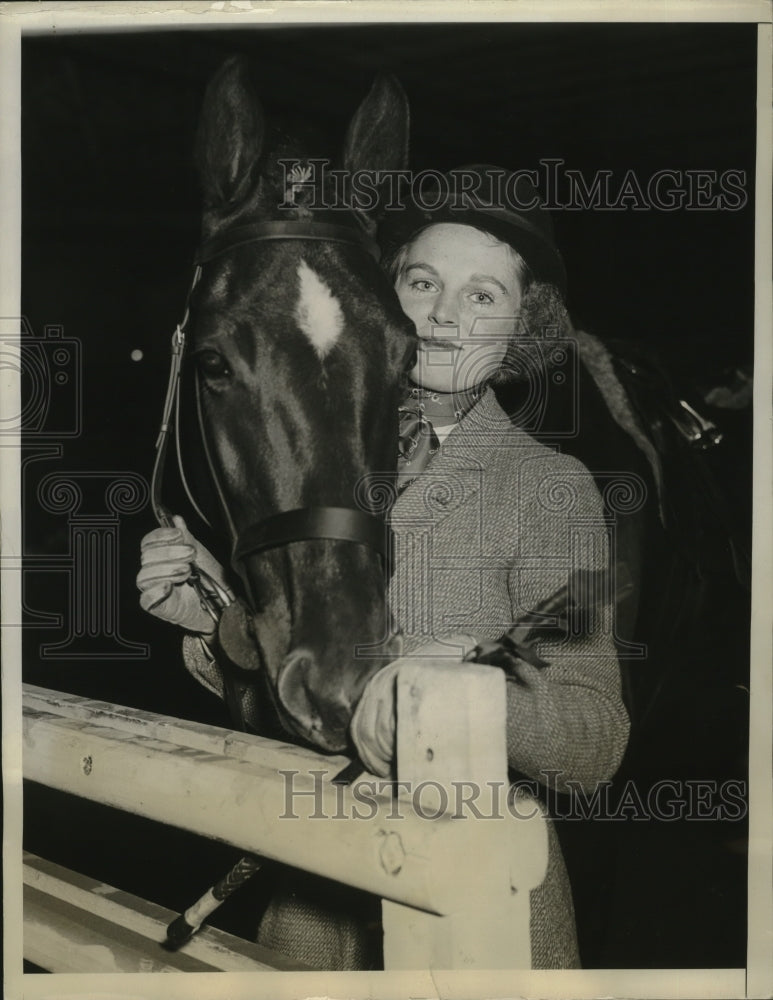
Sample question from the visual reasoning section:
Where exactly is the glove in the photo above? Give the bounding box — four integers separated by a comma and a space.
137, 515, 232, 636
350, 660, 400, 778
350, 634, 479, 777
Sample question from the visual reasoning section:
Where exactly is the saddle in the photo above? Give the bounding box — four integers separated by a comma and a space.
496, 330, 751, 738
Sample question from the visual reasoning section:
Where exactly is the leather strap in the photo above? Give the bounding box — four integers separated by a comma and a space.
151, 263, 203, 528
196, 221, 380, 265
234, 506, 393, 567
151, 326, 187, 528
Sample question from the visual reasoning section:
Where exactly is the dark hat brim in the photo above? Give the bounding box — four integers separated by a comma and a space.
378, 166, 567, 295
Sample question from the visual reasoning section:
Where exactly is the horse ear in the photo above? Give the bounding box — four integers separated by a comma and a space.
342, 74, 410, 175
195, 56, 266, 208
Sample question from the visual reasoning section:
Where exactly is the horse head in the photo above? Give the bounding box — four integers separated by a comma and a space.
187, 57, 415, 753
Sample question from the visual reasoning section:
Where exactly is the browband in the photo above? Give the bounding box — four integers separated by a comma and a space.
196, 220, 381, 265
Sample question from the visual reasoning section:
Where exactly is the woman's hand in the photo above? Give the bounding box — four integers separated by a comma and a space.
350, 633, 479, 777
350, 660, 401, 778
137, 515, 230, 636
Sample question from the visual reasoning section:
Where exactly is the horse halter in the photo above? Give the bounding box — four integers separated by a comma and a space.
150, 219, 394, 618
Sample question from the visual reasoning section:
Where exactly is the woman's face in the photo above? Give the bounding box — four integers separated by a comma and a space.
395, 223, 523, 394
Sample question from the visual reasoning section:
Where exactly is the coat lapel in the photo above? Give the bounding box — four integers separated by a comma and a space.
390, 389, 511, 530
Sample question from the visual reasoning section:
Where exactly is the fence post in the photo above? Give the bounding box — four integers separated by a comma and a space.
381, 659, 548, 969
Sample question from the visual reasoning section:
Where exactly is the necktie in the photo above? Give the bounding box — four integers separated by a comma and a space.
396, 385, 481, 493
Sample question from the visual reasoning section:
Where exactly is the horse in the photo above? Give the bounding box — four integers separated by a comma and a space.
153, 56, 416, 755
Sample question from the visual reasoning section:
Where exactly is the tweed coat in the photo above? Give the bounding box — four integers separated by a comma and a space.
386, 387, 630, 968
182, 388, 629, 969
391, 389, 629, 788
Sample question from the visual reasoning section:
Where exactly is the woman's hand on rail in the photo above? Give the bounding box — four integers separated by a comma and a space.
350, 660, 400, 778
137, 515, 232, 636
350, 634, 479, 777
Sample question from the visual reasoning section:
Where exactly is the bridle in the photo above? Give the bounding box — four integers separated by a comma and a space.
150, 220, 394, 623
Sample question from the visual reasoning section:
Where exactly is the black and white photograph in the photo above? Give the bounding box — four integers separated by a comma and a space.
2, 3, 771, 998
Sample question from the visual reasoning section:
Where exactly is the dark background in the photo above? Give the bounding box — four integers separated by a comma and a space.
20, 22, 755, 970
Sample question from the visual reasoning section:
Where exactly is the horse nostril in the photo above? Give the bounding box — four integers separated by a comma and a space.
277, 649, 350, 752
277, 649, 314, 712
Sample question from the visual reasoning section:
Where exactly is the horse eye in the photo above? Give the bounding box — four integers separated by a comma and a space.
197, 350, 231, 379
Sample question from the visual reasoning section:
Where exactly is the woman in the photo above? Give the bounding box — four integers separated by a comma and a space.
137, 165, 630, 968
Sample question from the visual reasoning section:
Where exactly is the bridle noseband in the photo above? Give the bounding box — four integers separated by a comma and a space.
151, 220, 393, 620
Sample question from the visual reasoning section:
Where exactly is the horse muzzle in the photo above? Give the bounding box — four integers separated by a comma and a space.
275, 636, 402, 753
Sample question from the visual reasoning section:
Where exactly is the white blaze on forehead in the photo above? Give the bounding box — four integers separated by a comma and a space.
294, 260, 344, 358
218, 434, 246, 492
210, 259, 233, 300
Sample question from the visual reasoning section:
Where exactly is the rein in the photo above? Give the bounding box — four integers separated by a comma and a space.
151, 219, 393, 622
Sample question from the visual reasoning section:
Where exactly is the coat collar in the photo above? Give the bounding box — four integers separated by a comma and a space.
390, 388, 537, 527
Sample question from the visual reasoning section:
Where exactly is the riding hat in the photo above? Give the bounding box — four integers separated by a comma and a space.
379, 164, 566, 295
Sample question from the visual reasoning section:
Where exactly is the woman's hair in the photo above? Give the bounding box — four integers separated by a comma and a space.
384, 224, 534, 289
383, 224, 571, 386
492, 279, 572, 386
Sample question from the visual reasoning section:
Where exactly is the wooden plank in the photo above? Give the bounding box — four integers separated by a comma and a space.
22, 683, 349, 774
382, 661, 548, 970
23, 851, 304, 973
23, 677, 506, 916
24, 668, 549, 970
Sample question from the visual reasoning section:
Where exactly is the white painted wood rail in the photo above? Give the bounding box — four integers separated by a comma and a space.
21, 659, 548, 971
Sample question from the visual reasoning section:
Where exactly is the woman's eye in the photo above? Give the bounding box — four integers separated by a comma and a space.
196, 350, 231, 379
470, 291, 495, 305
410, 279, 436, 293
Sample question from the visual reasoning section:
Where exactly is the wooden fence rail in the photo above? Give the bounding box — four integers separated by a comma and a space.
22, 659, 548, 970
